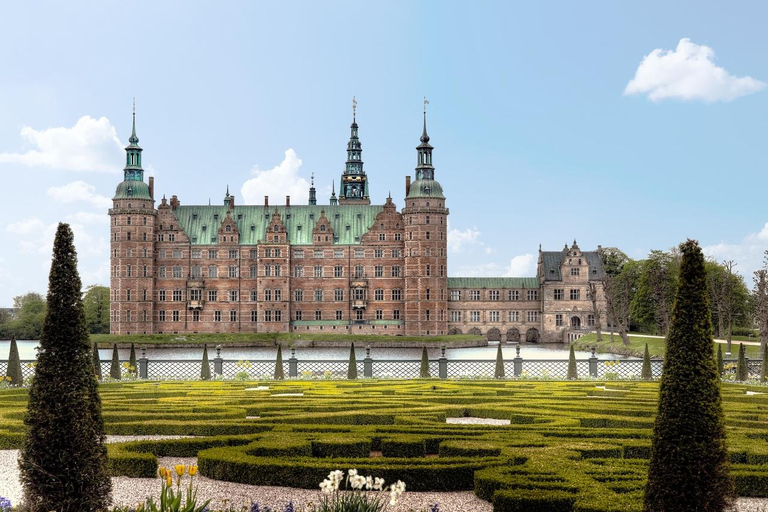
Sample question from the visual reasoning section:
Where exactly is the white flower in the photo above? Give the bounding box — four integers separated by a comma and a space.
373, 477, 385, 490
348, 468, 358, 477
365, 475, 373, 490
320, 479, 334, 494
394, 480, 406, 494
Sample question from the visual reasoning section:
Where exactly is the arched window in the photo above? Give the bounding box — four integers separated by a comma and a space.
226, 225, 231, 232
320, 225, 326, 232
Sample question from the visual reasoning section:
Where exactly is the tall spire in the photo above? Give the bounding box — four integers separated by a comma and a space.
339, 97, 370, 205
330, 179, 338, 205
309, 173, 317, 205
129, 98, 139, 146
123, 100, 144, 182
421, 96, 430, 143
415, 97, 434, 181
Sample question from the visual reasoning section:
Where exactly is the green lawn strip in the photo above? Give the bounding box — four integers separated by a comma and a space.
574, 333, 764, 359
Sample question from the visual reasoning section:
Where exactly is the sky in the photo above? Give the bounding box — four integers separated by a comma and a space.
0, 1, 767, 307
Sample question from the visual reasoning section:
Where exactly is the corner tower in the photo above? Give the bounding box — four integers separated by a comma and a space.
402, 100, 449, 335
109, 103, 156, 334
339, 97, 370, 204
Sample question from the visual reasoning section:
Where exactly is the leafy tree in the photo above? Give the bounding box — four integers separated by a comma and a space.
420, 347, 430, 378
1, 293, 47, 340
201, 345, 211, 380
82, 285, 110, 334
644, 240, 734, 512
566, 345, 577, 380
737, 343, 747, 382
641, 344, 652, 380
6, 336, 23, 385
632, 250, 679, 336
754, 261, 768, 359
347, 343, 357, 379
92, 342, 102, 380
110, 344, 121, 380
600, 247, 629, 343
274, 345, 284, 380
494, 344, 505, 379
605, 261, 641, 345
19, 223, 111, 512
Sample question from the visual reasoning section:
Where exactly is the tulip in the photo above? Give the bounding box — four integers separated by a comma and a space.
189, 465, 198, 476
158, 466, 167, 478
175, 464, 186, 476
165, 475, 173, 487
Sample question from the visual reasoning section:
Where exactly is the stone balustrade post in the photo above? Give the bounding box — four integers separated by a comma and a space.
289, 347, 298, 378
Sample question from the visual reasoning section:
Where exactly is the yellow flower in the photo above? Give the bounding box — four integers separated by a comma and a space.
165, 475, 173, 487
189, 465, 198, 476
158, 466, 167, 478
175, 464, 186, 476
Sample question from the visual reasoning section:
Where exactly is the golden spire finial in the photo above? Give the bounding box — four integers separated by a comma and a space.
352, 96, 357, 119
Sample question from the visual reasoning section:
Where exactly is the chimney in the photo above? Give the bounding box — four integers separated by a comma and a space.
286, 195, 291, 207
405, 176, 411, 197
170, 195, 180, 211
264, 195, 269, 208
229, 195, 235, 210
148, 176, 154, 199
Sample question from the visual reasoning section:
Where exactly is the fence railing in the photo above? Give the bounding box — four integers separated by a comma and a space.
1, 346, 762, 381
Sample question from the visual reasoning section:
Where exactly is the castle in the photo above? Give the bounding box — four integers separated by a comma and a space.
110, 103, 607, 343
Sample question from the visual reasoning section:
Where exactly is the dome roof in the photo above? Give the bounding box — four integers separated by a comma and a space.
406, 178, 445, 200
113, 180, 152, 200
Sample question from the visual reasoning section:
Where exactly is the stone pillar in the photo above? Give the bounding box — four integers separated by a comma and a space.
364, 346, 373, 378
513, 343, 522, 377
589, 346, 598, 378
438, 345, 448, 379
214, 345, 223, 377
139, 346, 148, 379
289, 347, 298, 378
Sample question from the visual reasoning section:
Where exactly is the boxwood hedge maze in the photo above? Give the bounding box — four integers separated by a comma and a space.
2, 380, 768, 511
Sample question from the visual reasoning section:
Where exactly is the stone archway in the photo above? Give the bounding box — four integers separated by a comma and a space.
486, 328, 501, 341
468, 327, 482, 336
448, 328, 463, 335
526, 328, 540, 343
506, 328, 521, 342
571, 316, 581, 329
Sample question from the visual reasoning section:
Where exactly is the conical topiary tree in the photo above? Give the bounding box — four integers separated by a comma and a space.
737, 343, 748, 382
347, 343, 358, 380
566, 345, 578, 380
643, 240, 734, 512
201, 344, 211, 381
716, 344, 724, 377
110, 344, 121, 380
641, 343, 652, 380
129, 343, 137, 376
420, 347, 430, 378
274, 345, 284, 380
6, 336, 23, 386
92, 341, 102, 380
495, 343, 505, 379
19, 223, 111, 511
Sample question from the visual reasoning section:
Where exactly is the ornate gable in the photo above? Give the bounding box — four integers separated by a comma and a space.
312, 210, 335, 245
217, 211, 240, 245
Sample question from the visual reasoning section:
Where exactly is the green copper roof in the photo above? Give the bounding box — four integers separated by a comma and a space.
113, 180, 152, 200
173, 204, 385, 245
406, 178, 445, 199
447, 277, 540, 289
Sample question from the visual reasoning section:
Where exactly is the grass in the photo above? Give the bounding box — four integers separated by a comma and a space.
574, 332, 764, 359
90, 332, 485, 347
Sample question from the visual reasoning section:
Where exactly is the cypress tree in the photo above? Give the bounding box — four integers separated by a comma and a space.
92, 341, 102, 380
128, 343, 137, 376
420, 346, 430, 378
201, 344, 211, 380
716, 344, 724, 377
737, 343, 748, 381
641, 343, 652, 380
19, 223, 111, 511
643, 240, 734, 512
6, 336, 23, 386
494, 343, 506, 379
347, 343, 358, 379
110, 344, 121, 380
274, 345, 284, 380
566, 345, 578, 380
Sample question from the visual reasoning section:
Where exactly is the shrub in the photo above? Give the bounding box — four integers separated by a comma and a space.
201, 344, 211, 380
129, 343, 137, 376
420, 346, 430, 378
110, 343, 121, 380
312, 436, 371, 458
381, 436, 425, 458
275, 345, 284, 380
495, 344, 505, 379
641, 344, 652, 380
5, 337, 22, 386
19, 223, 111, 512
493, 488, 576, 512
644, 240, 734, 512
92, 341, 102, 380
567, 345, 577, 380
717, 344, 724, 377
737, 343, 748, 381
348, 343, 358, 380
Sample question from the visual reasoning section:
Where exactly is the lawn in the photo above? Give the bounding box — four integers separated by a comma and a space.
1, 379, 768, 512
573, 332, 765, 359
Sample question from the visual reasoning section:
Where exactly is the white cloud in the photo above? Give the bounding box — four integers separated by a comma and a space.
47, 181, 112, 209
703, 221, 768, 282
505, 253, 535, 277
6, 217, 45, 235
624, 38, 765, 102
81, 259, 110, 287
14, 221, 105, 258
0, 115, 124, 172
449, 253, 536, 278
447, 224, 483, 253
66, 211, 109, 225
241, 149, 310, 205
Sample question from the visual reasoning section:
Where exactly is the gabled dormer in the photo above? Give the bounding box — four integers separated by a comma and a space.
312, 210, 334, 245
266, 209, 288, 244
362, 195, 403, 244
218, 211, 240, 245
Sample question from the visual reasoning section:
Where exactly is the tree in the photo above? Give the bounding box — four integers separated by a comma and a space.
643, 240, 734, 512
761, 347, 767, 383
201, 345, 211, 380
347, 343, 357, 379
566, 345, 577, 380
82, 285, 110, 334
129, 343, 137, 376
605, 261, 641, 345
599, 247, 629, 343
587, 281, 603, 341
737, 343, 747, 382
19, 223, 111, 512
753, 259, 768, 360
494, 344, 505, 379
420, 347, 430, 378
6, 336, 23, 385
633, 250, 679, 336
274, 345, 284, 380
92, 342, 102, 380
1, 292, 47, 340
110, 344, 121, 380
641, 344, 652, 380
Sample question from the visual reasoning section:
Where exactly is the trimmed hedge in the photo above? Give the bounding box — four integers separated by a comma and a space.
312, 436, 371, 458
381, 436, 426, 458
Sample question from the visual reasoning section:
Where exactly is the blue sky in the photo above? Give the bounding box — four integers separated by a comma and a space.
0, 1, 767, 306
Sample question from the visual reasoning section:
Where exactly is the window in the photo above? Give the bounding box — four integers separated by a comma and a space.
314, 289, 323, 302
208, 249, 218, 259
440, 265, 445, 276
571, 267, 580, 276
355, 265, 364, 278
394, 233, 402, 241
470, 311, 481, 322
334, 265, 343, 277
374, 289, 384, 301
252, 311, 259, 322
527, 290, 539, 301
293, 250, 304, 259
509, 290, 519, 301
173, 249, 183, 259
158, 266, 166, 278
336, 310, 343, 320
143, 265, 148, 277
230, 310, 237, 322
275, 310, 282, 321
393, 309, 400, 320
315, 310, 322, 320
527, 311, 539, 322
191, 310, 200, 322
314, 249, 324, 259
229, 266, 239, 278
172, 310, 180, 322
274, 289, 282, 301
554, 289, 564, 300
293, 265, 303, 278
489, 311, 499, 322
570, 289, 581, 300
127, 216, 132, 225
392, 249, 401, 258
391, 266, 401, 277
378, 233, 385, 241
391, 289, 402, 301
294, 290, 304, 301
265, 265, 272, 277
208, 265, 218, 278
126, 265, 132, 277
208, 290, 218, 302
355, 310, 363, 320
250, 265, 258, 278
489, 290, 500, 301
191, 265, 201, 278
229, 249, 238, 259
376, 309, 383, 320
159, 310, 166, 322
265, 289, 272, 301
334, 289, 344, 301
450, 311, 462, 322
126, 248, 133, 257
295, 310, 303, 321
509, 311, 519, 322
250, 290, 258, 301
353, 288, 365, 300
264, 310, 272, 322
334, 249, 344, 258
314, 265, 323, 278
375, 265, 383, 277
159, 290, 166, 301
469, 290, 481, 301
190, 289, 202, 301
250, 249, 258, 259
159, 250, 167, 259
556, 314, 563, 327
355, 248, 364, 258
374, 249, 383, 258
126, 289, 132, 301
426, 264, 431, 276
425, 310, 431, 321
173, 266, 182, 278
168, 234, 174, 241
230, 290, 238, 302
425, 215, 430, 224
126, 231, 132, 241
450, 290, 461, 301
143, 289, 147, 301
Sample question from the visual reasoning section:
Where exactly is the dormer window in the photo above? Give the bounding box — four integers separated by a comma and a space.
320, 225, 326, 232
226, 225, 232, 232
214, 214, 219, 221
273, 225, 279, 232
